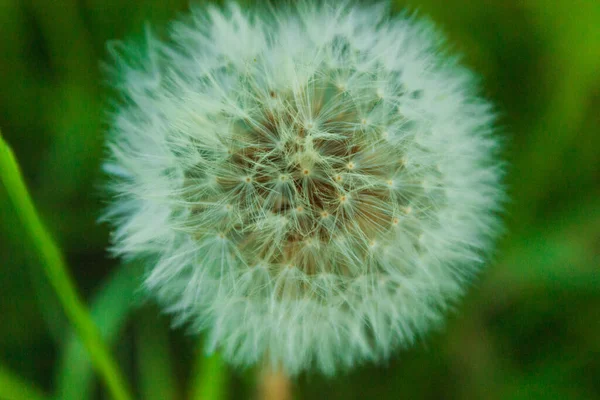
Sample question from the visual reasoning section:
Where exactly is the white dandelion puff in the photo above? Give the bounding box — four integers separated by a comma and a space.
103, 1, 505, 375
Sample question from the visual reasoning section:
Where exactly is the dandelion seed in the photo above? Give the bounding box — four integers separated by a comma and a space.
104, 1, 504, 376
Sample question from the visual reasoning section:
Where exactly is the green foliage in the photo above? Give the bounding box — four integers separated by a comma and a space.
56, 265, 140, 400
135, 306, 180, 400
0, 133, 133, 400
0, 363, 50, 400
190, 351, 229, 400
0, 0, 598, 399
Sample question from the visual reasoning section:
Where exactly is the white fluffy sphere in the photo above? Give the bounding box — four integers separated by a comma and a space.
104, 1, 504, 375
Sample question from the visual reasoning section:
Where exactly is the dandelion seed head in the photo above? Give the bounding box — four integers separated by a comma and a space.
104, 1, 504, 375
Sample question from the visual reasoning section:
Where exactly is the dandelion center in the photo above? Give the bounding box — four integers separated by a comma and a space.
181, 70, 444, 279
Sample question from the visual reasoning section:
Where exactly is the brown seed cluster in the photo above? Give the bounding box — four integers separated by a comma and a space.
182, 75, 439, 277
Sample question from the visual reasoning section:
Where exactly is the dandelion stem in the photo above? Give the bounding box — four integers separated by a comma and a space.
0, 132, 133, 400
258, 364, 292, 400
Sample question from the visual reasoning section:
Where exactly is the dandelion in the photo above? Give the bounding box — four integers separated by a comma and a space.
104, 1, 504, 376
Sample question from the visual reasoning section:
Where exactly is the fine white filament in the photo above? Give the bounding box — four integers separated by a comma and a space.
104, 2, 504, 375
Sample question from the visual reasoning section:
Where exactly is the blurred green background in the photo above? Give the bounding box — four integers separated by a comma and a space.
1, 0, 599, 399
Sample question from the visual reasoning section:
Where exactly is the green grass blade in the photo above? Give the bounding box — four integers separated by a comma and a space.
189, 347, 228, 400
136, 306, 179, 400
56, 265, 140, 400
26, 257, 69, 345
0, 132, 133, 400
0, 363, 50, 400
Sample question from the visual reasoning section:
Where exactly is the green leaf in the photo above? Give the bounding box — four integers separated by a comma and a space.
26, 258, 68, 345
0, 132, 133, 400
55, 265, 140, 400
189, 347, 228, 400
0, 363, 50, 400
135, 306, 179, 400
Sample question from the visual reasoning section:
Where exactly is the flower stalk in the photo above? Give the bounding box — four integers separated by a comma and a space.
259, 364, 292, 400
